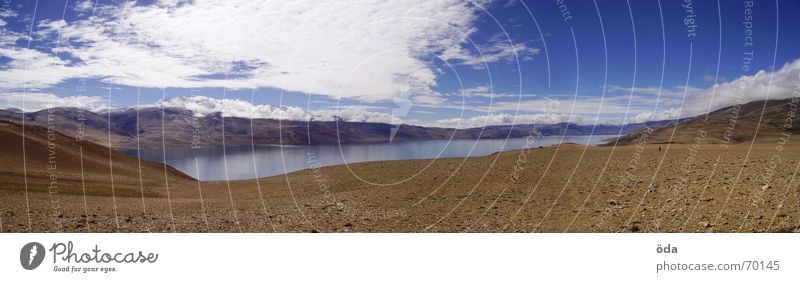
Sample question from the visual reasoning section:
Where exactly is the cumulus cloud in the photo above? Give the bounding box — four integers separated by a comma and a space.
109, 57, 800, 127
126, 96, 600, 128
411, 93, 448, 106
606, 59, 800, 122
605, 85, 704, 98
0, 92, 108, 112
149, 95, 395, 124
680, 59, 800, 117
0, 7, 16, 18
493, 99, 620, 115
630, 108, 682, 123
440, 40, 539, 69
0, 0, 534, 102
419, 113, 601, 129
74, 0, 95, 13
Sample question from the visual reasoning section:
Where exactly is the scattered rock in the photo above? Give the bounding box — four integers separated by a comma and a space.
343, 223, 353, 227
608, 200, 619, 206
699, 221, 713, 228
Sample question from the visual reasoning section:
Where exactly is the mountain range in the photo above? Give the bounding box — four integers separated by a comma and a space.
5, 96, 794, 149
0, 100, 681, 149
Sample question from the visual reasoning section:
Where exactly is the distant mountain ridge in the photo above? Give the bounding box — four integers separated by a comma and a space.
0, 105, 680, 149
610, 98, 800, 145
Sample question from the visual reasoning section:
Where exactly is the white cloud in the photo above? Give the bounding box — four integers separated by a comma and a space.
412, 110, 436, 115
74, 0, 96, 13
418, 113, 598, 129
150, 95, 395, 123
455, 59, 800, 126
457, 85, 525, 98
0, 8, 17, 18
630, 108, 681, 123
680, 59, 800, 117
0, 92, 108, 112
605, 85, 702, 98
0, 0, 535, 102
605, 59, 800, 120
122, 95, 602, 128
314, 106, 395, 124
0, 93, 602, 128
0, 47, 85, 90
440, 40, 539, 69
461, 86, 492, 97
411, 93, 448, 106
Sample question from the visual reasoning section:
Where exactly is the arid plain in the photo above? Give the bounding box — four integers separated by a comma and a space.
1, 117, 798, 233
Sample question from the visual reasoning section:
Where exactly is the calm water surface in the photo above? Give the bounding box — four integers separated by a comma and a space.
121, 135, 616, 181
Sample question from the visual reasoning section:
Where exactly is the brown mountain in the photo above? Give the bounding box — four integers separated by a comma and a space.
611, 98, 800, 145
0, 119, 193, 198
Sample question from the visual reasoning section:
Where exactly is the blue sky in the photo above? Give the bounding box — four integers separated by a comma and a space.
1, 0, 799, 128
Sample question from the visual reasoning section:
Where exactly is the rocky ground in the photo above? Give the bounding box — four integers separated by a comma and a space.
2, 139, 799, 232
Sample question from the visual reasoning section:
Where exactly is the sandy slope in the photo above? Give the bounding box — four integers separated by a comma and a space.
612, 98, 800, 146
1, 120, 799, 232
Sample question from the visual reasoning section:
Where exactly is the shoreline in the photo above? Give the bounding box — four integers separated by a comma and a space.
120, 135, 617, 182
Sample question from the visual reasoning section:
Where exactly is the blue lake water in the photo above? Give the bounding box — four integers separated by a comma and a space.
121, 135, 616, 181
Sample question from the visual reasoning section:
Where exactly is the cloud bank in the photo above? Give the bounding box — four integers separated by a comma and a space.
3, 57, 800, 128
0, 0, 535, 103
153, 95, 395, 124
0, 92, 108, 112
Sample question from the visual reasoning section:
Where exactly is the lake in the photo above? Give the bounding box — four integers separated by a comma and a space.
120, 135, 617, 181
